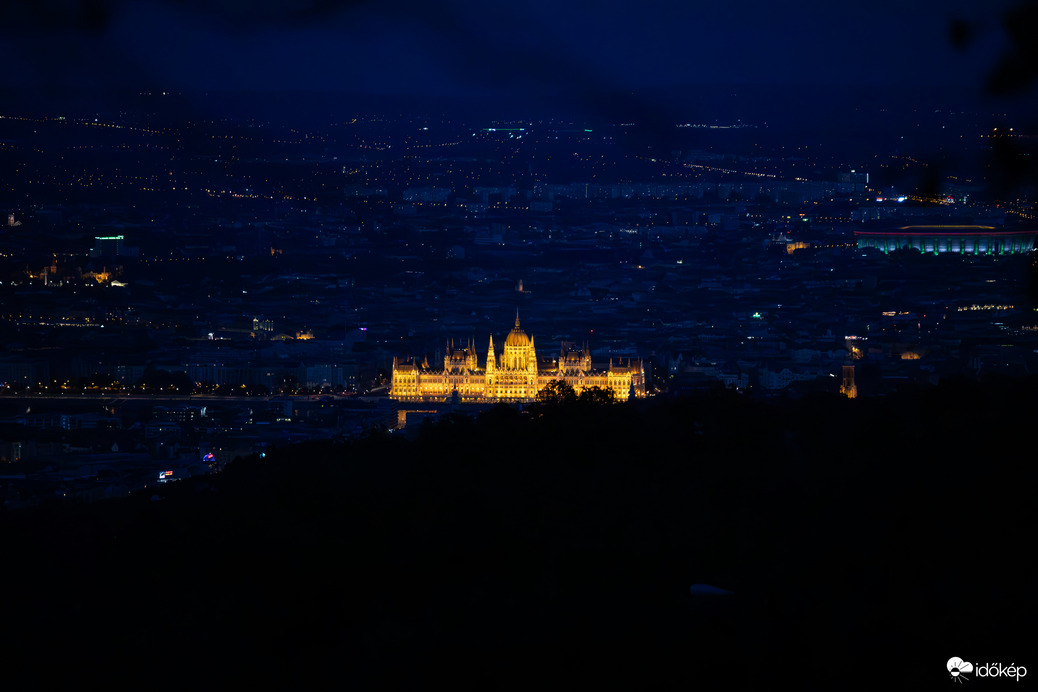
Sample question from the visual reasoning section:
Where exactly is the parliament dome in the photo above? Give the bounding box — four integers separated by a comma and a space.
504, 314, 531, 347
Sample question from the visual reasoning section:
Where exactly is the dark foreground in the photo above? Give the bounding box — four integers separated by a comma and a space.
2, 378, 1034, 689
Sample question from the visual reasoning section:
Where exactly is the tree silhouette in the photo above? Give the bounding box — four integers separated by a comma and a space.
577, 385, 615, 405
536, 379, 577, 405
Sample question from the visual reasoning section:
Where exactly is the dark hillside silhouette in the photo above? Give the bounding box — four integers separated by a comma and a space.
2, 378, 1034, 688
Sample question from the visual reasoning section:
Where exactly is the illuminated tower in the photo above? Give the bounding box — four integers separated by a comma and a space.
502, 312, 534, 371
486, 333, 497, 390
840, 362, 857, 398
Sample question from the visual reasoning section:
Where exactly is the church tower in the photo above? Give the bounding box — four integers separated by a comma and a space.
841, 361, 857, 398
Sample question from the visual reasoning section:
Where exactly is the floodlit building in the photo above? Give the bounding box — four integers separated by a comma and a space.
391, 314, 645, 403
91, 234, 124, 257
855, 226, 1036, 255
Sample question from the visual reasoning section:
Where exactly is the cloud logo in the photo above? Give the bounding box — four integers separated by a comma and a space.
948, 657, 974, 683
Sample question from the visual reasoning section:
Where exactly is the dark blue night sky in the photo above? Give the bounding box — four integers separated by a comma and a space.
0, 0, 1023, 95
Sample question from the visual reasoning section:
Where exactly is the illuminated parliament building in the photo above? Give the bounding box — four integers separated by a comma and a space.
391, 314, 645, 403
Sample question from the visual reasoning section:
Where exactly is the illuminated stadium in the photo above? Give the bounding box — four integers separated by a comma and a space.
855, 226, 1037, 255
